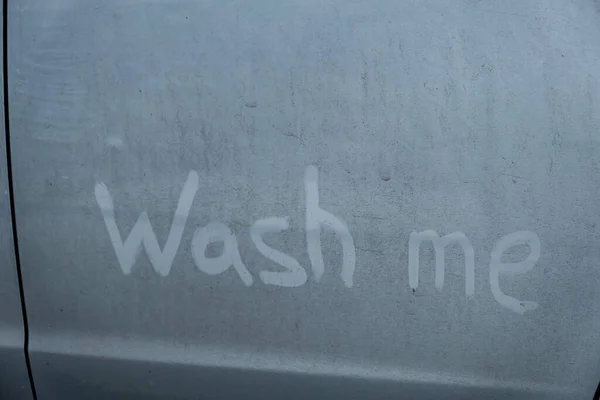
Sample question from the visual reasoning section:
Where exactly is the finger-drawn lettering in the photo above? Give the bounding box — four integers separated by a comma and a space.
191, 221, 253, 286
251, 217, 307, 287
489, 231, 540, 314
94, 165, 544, 314
95, 171, 199, 276
408, 230, 475, 298
305, 165, 356, 288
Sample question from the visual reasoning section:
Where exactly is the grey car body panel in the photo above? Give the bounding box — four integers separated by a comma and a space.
7, 0, 600, 398
0, 4, 33, 398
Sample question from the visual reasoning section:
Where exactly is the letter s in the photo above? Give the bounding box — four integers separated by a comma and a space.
251, 217, 307, 287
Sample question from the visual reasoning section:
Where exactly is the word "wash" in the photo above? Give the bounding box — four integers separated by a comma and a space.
95, 166, 541, 315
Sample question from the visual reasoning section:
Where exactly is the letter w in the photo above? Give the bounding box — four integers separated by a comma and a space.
94, 171, 199, 276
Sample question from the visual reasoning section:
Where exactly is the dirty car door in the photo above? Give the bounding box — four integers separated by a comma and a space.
7, 0, 600, 399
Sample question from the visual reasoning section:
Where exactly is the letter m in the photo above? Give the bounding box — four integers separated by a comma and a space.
408, 230, 475, 298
